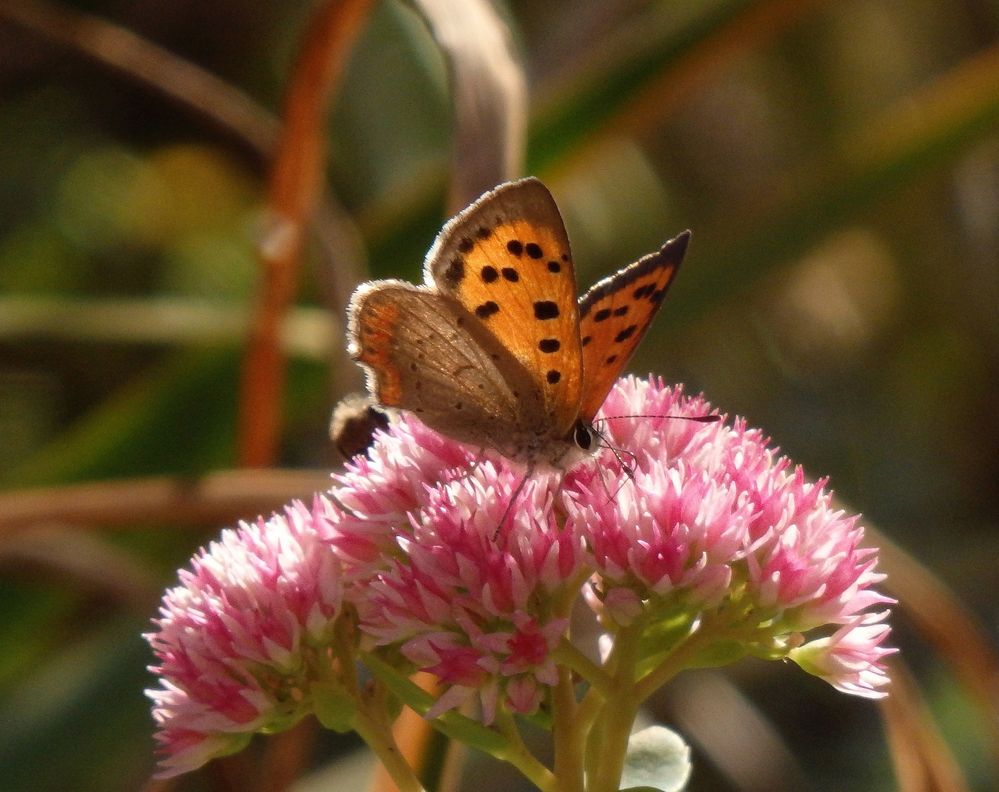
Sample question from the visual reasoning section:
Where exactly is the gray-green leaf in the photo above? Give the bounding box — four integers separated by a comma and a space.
619, 725, 692, 792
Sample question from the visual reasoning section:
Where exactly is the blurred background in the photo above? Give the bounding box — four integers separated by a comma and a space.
0, 0, 997, 790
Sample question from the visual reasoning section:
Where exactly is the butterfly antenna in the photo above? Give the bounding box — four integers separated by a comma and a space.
594, 413, 720, 424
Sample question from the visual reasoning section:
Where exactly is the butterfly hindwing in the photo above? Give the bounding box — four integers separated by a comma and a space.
348, 282, 547, 452
426, 178, 583, 438
577, 231, 690, 421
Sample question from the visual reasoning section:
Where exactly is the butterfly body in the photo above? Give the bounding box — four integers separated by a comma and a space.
348, 178, 688, 468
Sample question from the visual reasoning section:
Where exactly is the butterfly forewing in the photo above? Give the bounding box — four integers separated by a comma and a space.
426, 179, 583, 438
576, 231, 690, 421
348, 283, 547, 454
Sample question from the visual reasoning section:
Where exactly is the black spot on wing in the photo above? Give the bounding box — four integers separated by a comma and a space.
578, 231, 689, 317
615, 325, 638, 343
534, 301, 560, 320
475, 301, 500, 319
443, 256, 465, 286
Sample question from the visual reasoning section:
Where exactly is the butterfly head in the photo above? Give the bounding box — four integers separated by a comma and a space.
556, 419, 602, 469
523, 418, 600, 472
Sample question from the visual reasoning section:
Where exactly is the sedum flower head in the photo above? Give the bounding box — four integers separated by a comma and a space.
145, 500, 342, 778
564, 378, 894, 682
357, 463, 585, 721
146, 376, 894, 777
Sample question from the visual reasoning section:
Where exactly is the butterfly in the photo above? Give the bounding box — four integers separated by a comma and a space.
347, 177, 688, 469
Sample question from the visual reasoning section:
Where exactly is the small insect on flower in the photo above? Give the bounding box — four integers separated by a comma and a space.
329, 392, 389, 460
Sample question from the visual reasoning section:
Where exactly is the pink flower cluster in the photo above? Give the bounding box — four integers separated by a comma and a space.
356, 464, 585, 721
146, 501, 342, 777
146, 377, 894, 777
564, 379, 894, 683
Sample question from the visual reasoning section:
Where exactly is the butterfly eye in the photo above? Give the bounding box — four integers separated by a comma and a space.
572, 421, 596, 451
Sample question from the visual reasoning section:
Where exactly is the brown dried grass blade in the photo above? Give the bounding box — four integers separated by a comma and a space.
410, 0, 527, 210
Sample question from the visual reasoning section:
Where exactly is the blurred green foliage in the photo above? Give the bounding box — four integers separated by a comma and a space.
1, 0, 997, 790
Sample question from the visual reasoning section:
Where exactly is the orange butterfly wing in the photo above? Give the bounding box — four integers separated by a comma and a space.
576, 231, 689, 421
426, 178, 583, 438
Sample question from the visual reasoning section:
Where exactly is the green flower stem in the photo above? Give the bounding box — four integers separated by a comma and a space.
552, 666, 584, 792
362, 652, 510, 755
353, 705, 426, 792
564, 678, 609, 789
551, 638, 613, 695
325, 631, 426, 792
553, 569, 596, 617
574, 683, 606, 740
587, 696, 641, 792
634, 617, 726, 702
550, 566, 604, 790
585, 626, 642, 792
494, 710, 557, 792
332, 613, 359, 690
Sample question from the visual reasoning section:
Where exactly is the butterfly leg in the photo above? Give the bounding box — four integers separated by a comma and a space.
589, 422, 638, 498
466, 447, 488, 477
605, 463, 636, 505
